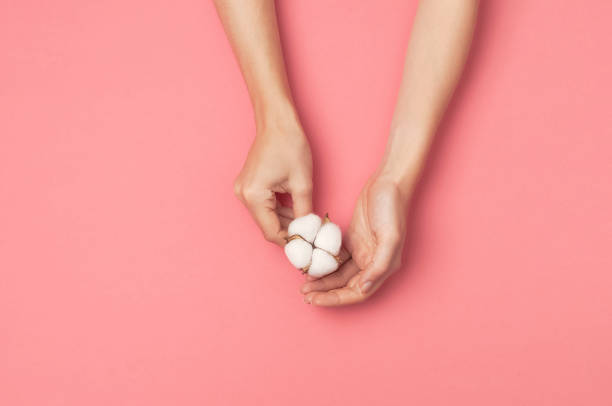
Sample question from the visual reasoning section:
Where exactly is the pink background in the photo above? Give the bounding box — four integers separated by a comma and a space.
1, 1, 611, 404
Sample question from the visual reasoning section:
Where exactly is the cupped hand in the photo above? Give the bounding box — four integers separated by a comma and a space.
234, 119, 313, 246
301, 174, 409, 306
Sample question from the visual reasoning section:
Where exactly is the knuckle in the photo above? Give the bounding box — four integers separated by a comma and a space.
233, 180, 243, 198
241, 186, 260, 202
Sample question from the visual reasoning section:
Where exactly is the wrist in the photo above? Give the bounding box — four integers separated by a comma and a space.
377, 161, 418, 201
253, 96, 301, 134
378, 125, 434, 195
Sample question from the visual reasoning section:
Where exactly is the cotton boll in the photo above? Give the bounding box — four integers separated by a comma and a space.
287, 213, 322, 243
284, 238, 313, 270
313, 221, 342, 256
308, 248, 339, 278
284, 212, 344, 277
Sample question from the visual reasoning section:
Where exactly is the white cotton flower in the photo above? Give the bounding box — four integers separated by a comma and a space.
313, 221, 342, 256
284, 238, 313, 269
287, 213, 321, 243
308, 248, 339, 278
284, 213, 343, 277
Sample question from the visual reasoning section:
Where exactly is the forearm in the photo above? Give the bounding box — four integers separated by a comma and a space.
381, 0, 479, 193
213, 0, 298, 129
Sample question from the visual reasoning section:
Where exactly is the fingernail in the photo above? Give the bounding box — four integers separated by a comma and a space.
300, 285, 310, 294
304, 295, 311, 304
361, 281, 372, 293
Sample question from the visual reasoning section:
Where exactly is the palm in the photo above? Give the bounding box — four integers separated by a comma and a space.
347, 179, 404, 273
301, 177, 407, 306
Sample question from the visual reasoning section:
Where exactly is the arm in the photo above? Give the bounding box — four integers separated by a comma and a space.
302, 0, 479, 305
382, 0, 478, 192
214, 0, 313, 246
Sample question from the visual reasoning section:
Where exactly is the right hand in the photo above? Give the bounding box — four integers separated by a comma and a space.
300, 173, 409, 306
233, 118, 313, 246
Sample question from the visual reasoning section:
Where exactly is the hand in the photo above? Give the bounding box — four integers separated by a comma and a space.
234, 118, 313, 246
301, 173, 410, 306
299, 0, 478, 304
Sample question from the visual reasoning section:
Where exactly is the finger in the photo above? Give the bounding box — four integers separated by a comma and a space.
249, 204, 287, 246
289, 177, 313, 217
359, 238, 399, 293
300, 259, 360, 294
276, 203, 295, 230
305, 269, 394, 306
337, 246, 351, 265
275, 204, 295, 220
279, 215, 292, 229
304, 274, 365, 306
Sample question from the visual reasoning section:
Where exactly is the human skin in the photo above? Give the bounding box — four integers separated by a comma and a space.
214, 0, 313, 246
302, 0, 479, 306
215, 0, 479, 305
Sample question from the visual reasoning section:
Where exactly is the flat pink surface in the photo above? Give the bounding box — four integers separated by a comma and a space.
1, 1, 611, 405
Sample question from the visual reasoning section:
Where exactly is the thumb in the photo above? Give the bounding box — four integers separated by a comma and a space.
249, 202, 287, 246
359, 238, 399, 294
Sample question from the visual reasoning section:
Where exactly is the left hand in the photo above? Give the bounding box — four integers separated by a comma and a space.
301, 173, 410, 306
